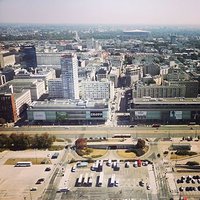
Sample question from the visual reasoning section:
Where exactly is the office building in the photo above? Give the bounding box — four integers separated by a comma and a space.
80, 80, 114, 100
20, 45, 37, 70
61, 53, 79, 99
8, 79, 45, 101
36, 52, 63, 66
0, 51, 16, 68
133, 84, 186, 98
0, 74, 6, 86
0, 93, 17, 123
108, 67, 120, 88
48, 78, 63, 99
15, 68, 55, 89
0, 85, 31, 121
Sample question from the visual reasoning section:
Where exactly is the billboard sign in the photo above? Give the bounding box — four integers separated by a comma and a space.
33, 112, 46, 120
90, 111, 103, 118
170, 111, 182, 120
135, 111, 147, 116
56, 112, 68, 121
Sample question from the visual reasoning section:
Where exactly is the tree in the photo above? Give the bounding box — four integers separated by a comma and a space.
32, 133, 55, 149
9, 133, 30, 150
0, 134, 8, 148
0, 118, 6, 125
75, 138, 87, 149
136, 139, 145, 149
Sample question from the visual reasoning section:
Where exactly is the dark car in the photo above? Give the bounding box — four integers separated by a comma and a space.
36, 180, 42, 184
38, 178, 45, 182
45, 167, 51, 171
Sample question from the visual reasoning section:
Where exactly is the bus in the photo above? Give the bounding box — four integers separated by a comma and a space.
99, 160, 103, 171
112, 134, 131, 138
98, 172, 104, 187
110, 174, 116, 187
77, 174, 83, 186
15, 161, 32, 167
95, 160, 100, 170
83, 173, 89, 186
88, 173, 93, 186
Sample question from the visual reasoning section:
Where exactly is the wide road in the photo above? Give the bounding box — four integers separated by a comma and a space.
0, 125, 199, 139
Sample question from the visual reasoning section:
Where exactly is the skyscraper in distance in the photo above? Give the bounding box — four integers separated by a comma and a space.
20, 45, 37, 70
61, 53, 79, 99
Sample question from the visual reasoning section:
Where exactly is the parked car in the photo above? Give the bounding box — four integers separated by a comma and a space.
45, 167, 51, 171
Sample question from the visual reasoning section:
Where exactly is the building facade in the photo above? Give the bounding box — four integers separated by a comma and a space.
80, 80, 114, 100
48, 78, 63, 99
20, 45, 37, 69
0, 93, 17, 122
133, 84, 186, 98
130, 97, 200, 124
27, 100, 109, 123
61, 53, 79, 99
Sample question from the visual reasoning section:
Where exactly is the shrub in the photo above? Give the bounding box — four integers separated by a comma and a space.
186, 161, 199, 166
175, 150, 197, 156
163, 151, 169, 155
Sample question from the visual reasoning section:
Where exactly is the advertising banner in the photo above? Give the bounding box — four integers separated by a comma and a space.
33, 112, 46, 120
90, 111, 103, 118
170, 111, 182, 120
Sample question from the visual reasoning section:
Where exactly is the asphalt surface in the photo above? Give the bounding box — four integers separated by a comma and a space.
0, 125, 199, 139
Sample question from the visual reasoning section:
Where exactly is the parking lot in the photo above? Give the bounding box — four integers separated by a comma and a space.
0, 150, 63, 200
57, 160, 158, 200
175, 173, 200, 198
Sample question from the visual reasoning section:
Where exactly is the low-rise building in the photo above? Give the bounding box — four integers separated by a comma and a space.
130, 97, 200, 124
27, 99, 109, 123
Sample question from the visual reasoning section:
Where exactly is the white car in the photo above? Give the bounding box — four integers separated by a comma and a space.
147, 185, 151, 190
115, 180, 119, 187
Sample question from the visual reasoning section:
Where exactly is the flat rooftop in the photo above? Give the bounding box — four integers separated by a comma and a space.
133, 98, 200, 105
29, 99, 108, 109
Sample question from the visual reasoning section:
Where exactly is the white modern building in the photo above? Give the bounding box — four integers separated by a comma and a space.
61, 53, 79, 99
36, 52, 63, 66
80, 80, 114, 100
14, 68, 56, 89
15, 89, 32, 116
8, 79, 45, 101
48, 78, 63, 99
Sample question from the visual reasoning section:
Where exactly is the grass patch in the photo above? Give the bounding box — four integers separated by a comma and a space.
48, 145, 65, 151
117, 150, 137, 158
55, 138, 65, 142
77, 148, 107, 158
4, 157, 51, 165
170, 154, 189, 160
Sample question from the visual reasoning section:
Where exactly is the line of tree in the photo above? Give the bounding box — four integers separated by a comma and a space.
0, 133, 56, 150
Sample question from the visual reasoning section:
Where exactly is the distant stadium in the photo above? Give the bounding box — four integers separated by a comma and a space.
123, 29, 151, 38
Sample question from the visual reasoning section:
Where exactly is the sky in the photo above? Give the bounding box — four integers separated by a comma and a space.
0, 0, 200, 25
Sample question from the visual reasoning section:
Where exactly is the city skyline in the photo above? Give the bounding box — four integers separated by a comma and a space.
0, 0, 200, 26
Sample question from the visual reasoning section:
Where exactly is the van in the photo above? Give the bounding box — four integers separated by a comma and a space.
30, 187, 37, 191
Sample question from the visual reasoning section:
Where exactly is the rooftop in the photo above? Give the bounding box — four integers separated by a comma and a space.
133, 97, 200, 105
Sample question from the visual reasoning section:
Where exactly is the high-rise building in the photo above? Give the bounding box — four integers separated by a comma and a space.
20, 45, 37, 70
80, 80, 114, 100
0, 93, 17, 123
61, 53, 79, 99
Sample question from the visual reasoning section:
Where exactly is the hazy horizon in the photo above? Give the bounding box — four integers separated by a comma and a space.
0, 0, 200, 26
